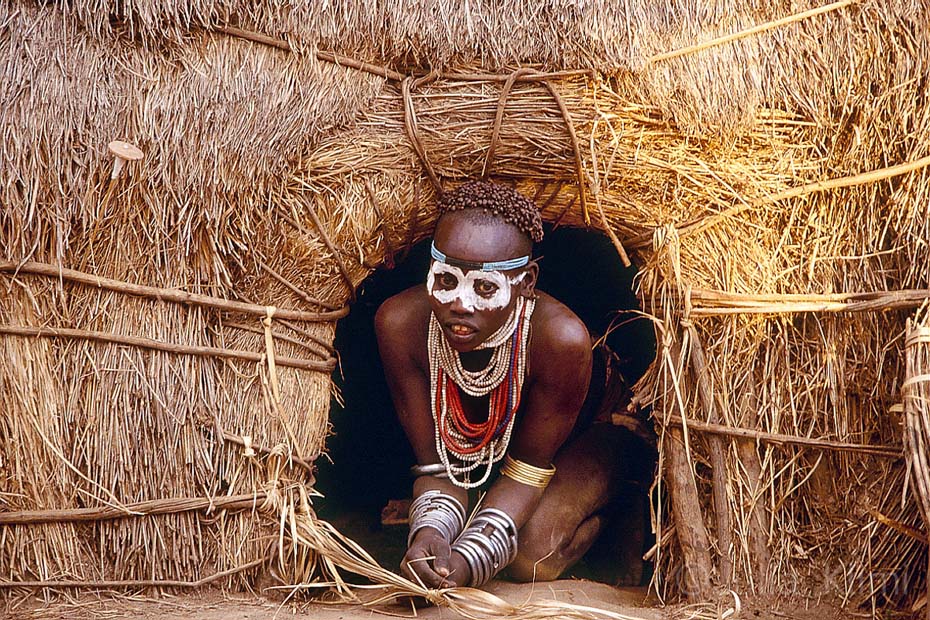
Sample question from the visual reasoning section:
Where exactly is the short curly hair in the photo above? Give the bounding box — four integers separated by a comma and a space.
437, 181, 544, 243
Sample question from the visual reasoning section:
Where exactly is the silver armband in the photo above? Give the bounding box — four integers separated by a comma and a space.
451, 507, 519, 586
407, 489, 466, 546
410, 462, 449, 478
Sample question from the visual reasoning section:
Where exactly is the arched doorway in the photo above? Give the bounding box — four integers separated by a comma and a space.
315, 224, 657, 583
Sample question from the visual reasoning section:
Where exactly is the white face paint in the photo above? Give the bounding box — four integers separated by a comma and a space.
426, 262, 526, 312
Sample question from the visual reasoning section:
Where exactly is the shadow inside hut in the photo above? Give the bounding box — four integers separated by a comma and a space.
315, 225, 657, 586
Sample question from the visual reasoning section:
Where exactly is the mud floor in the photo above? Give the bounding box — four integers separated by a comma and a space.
8, 581, 660, 620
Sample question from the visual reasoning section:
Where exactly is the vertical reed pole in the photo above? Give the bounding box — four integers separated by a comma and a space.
903, 316, 930, 619
685, 321, 733, 587
735, 385, 773, 592
664, 338, 714, 600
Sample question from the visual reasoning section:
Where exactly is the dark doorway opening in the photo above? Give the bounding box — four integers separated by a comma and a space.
315, 225, 658, 583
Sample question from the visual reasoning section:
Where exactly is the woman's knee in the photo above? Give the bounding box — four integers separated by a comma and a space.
508, 513, 605, 582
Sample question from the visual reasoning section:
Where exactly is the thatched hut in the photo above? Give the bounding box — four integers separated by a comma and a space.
2, 0, 930, 616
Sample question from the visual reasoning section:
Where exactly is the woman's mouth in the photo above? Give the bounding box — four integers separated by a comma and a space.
450, 324, 475, 336
444, 323, 479, 346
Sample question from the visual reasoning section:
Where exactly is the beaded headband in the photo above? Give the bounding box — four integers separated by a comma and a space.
430, 240, 530, 272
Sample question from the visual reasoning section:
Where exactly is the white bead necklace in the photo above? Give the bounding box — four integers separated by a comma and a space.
428, 296, 535, 489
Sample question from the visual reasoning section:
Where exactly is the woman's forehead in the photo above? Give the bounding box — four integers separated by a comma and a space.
433, 216, 531, 264
431, 262, 508, 282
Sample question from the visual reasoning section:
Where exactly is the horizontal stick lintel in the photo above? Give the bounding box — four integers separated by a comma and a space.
688, 288, 930, 316
663, 415, 902, 458
0, 260, 346, 322
0, 493, 267, 525
0, 324, 335, 372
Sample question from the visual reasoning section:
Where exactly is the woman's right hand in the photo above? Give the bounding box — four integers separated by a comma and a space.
401, 528, 469, 588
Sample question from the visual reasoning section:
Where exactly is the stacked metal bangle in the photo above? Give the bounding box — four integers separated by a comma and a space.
500, 454, 556, 489
407, 490, 466, 546
451, 508, 519, 586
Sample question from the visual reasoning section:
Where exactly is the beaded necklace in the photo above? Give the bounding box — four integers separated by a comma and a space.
428, 296, 535, 489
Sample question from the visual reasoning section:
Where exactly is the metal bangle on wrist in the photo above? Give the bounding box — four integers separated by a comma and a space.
407, 489, 466, 546
451, 507, 519, 587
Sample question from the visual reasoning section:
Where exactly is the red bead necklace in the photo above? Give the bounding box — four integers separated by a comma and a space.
437, 306, 526, 455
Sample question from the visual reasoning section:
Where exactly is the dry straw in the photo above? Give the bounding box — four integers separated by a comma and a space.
904, 306, 930, 619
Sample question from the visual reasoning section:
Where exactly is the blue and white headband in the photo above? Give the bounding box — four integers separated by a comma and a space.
430, 241, 530, 272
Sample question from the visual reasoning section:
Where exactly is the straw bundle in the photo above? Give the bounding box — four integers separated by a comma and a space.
0, 0, 374, 589
3, 0, 930, 616
905, 308, 930, 618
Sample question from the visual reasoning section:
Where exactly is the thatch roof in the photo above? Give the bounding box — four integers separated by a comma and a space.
2, 0, 930, 615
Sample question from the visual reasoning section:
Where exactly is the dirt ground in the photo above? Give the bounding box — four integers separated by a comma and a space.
4, 581, 864, 620
7, 581, 660, 620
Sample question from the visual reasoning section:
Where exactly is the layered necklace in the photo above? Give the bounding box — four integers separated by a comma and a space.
428, 296, 535, 489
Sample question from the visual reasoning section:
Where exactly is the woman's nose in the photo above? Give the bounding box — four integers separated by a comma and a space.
449, 296, 474, 314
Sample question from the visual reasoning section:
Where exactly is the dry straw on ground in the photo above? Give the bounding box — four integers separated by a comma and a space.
2, 0, 930, 617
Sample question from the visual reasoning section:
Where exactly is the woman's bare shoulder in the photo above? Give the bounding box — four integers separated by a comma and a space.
530, 292, 591, 352
375, 286, 431, 347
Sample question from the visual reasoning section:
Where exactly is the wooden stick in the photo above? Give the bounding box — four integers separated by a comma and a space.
542, 81, 589, 227
256, 258, 339, 310
867, 507, 928, 544
665, 415, 902, 458
628, 152, 930, 249
212, 24, 592, 84
276, 319, 337, 356
0, 325, 336, 372
304, 207, 358, 303
663, 340, 714, 600
731, 390, 772, 593
224, 320, 333, 360
402, 76, 444, 194
685, 325, 733, 586
691, 288, 930, 304
0, 493, 267, 525
689, 287, 930, 315
212, 25, 406, 81
218, 431, 315, 475
0, 260, 347, 322
593, 195, 632, 267
642, 525, 675, 562
443, 69, 594, 83
482, 68, 535, 179
649, 0, 856, 63
666, 427, 714, 599
0, 557, 268, 589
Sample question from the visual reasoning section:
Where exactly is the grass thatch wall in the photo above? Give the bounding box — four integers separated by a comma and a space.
2, 0, 930, 614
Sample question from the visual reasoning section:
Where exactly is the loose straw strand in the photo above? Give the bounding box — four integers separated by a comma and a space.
629, 152, 930, 249
303, 205, 358, 303
649, 0, 858, 63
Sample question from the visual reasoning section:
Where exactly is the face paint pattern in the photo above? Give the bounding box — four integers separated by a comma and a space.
426, 262, 526, 312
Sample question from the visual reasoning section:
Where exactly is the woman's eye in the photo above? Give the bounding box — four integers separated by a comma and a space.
437, 273, 459, 289
474, 279, 499, 297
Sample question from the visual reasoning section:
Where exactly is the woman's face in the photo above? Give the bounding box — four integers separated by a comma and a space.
426, 213, 536, 352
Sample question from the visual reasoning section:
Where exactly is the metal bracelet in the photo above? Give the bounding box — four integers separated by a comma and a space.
410, 463, 449, 478
451, 507, 519, 586
407, 490, 466, 546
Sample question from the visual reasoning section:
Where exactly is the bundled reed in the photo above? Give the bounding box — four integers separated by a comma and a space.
2, 0, 930, 617
905, 307, 930, 618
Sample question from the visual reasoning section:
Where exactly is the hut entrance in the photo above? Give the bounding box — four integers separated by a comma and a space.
315, 226, 657, 585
